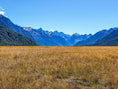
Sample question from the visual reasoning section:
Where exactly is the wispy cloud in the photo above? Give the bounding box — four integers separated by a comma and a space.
0, 7, 5, 11
0, 6, 5, 15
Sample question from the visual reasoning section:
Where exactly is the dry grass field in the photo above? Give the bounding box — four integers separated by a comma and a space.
0, 46, 118, 89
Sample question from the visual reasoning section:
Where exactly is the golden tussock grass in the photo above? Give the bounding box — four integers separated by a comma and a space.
0, 46, 118, 89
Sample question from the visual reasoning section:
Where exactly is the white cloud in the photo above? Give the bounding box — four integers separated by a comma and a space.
0, 11, 5, 15
0, 6, 5, 15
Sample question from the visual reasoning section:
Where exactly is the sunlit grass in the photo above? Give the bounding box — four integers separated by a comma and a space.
0, 46, 118, 89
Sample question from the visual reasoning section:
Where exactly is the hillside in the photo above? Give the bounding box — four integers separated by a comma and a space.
0, 15, 35, 41
93, 29, 118, 46
0, 26, 36, 46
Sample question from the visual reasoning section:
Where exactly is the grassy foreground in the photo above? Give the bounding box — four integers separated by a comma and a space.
0, 46, 118, 89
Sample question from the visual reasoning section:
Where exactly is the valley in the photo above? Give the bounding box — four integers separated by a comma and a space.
0, 1, 118, 89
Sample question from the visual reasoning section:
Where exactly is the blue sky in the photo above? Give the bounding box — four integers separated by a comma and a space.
0, 0, 118, 35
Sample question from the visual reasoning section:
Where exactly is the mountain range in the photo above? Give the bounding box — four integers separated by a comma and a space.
27, 28, 92, 46
0, 15, 91, 46
0, 14, 118, 46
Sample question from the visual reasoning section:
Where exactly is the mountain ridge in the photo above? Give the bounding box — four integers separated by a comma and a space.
0, 25, 36, 46
74, 28, 117, 46
93, 28, 118, 46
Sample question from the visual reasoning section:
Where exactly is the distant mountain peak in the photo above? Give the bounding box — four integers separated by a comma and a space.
72, 33, 80, 36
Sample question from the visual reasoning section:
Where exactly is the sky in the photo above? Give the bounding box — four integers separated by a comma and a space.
0, 0, 118, 35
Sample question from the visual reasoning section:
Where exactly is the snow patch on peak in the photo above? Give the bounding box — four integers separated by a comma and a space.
23, 27, 33, 31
